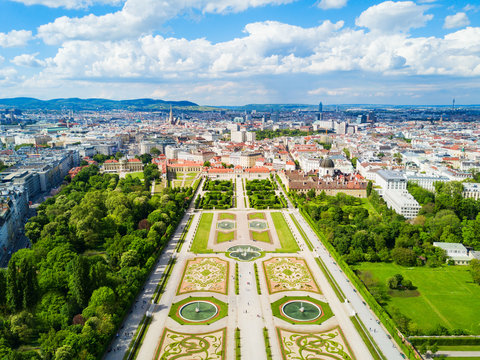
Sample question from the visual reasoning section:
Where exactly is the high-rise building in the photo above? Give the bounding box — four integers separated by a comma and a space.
317, 102, 323, 121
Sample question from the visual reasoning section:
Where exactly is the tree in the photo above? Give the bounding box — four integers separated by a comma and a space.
150, 147, 161, 156
391, 247, 417, 267
6, 249, 38, 311
366, 181, 373, 197
114, 151, 123, 160
471, 259, 480, 285
387, 274, 403, 289
0, 269, 6, 307
203, 161, 211, 167
69, 256, 91, 308
138, 153, 152, 164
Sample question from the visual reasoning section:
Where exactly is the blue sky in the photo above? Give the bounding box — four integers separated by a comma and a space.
0, 0, 479, 105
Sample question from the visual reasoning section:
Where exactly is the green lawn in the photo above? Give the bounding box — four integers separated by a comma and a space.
217, 231, 235, 243
271, 212, 300, 252
126, 171, 144, 180
154, 180, 166, 193
251, 230, 271, 243
184, 180, 194, 188
248, 212, 266, 220
437, 345, 480, 351
354, 262, 480, 334
218, 213, 235, 220
361, 197, 379, 216
191, 213, 213, 253
172, 180, 183, 188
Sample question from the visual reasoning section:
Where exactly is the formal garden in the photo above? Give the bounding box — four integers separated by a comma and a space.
246, 179, 285, 209
177, 257, 229, 295
263, 257, 320, 294
155, 328, 226, 360
170, 171, 198, 188
196, 179, 234, 209
277, 327, 354, 360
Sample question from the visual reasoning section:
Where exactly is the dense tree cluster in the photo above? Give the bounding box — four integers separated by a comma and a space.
294, 187, 480, 267
0, 165, 191, 359
255, 128, 322, 140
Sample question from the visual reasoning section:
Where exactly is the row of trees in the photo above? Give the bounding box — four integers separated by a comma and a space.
0, 165, 191, 359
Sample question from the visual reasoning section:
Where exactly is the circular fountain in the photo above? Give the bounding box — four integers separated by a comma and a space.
281, 300, 321, 322
179, 301, 218, 322
227, 245, 263, 261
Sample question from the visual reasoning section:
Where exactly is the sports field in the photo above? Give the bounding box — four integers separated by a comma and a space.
355, 262, 480, 333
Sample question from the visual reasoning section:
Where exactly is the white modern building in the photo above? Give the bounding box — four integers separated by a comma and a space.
433, 242, 471, 265
383, 190, 421, 219
406, 174, 449, 192
376, 170, 420, 219
376, 170, 407, 191
463, 183, 480, 200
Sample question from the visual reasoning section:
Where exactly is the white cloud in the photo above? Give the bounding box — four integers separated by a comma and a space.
0, 30, 32, 47
444, 12, 470, 29
463, 4, 480, 12
33, 19, 480, 89
317, 0, 347, 10
11, 53, 46, 67
11, 0, 123, 9
37, 0, 297, 44
308, 87, 352, 96
355, 1, 433, 33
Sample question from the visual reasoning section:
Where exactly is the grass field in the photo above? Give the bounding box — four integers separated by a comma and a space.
354, 262, 480, 334
217, 231, 235, 243
271, 212, 300, 252
191, 213, 213, 253
251, 230, 271, 243
219, 213, 235, 220
126, 171, 144, 180
361, 197, 379, 216
437, 345, 480, 351
154, 180, 167, 193
248, 212, 266, 220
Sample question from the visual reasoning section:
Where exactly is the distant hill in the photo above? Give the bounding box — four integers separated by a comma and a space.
0, 97, 199, 111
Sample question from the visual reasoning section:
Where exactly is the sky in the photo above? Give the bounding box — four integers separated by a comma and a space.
0, 0, 479, 106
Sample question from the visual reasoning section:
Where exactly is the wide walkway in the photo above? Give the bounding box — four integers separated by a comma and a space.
237, 262, 267, 360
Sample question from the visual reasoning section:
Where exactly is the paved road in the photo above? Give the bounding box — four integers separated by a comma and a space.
0, 229, 31, 268
275, 179, 406, 360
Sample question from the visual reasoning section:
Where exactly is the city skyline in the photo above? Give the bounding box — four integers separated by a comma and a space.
0, 0, 479, 105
